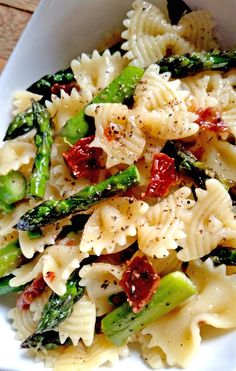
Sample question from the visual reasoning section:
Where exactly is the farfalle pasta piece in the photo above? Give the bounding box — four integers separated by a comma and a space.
133, 64, 199, 139
10, 243, 88, 296
138, 187, 194, 258
149, 250, 182, 276
206, 71, 236, 108
0, 199, 38, 237
46, 88, 92, 133
71, 49, 128, 96
138, 333, 166, 369
79, 263, 123, 316
18, 218, 71, 258
12, 90, 43, 116
0, 231, 18, 247
142, 259, 236, 368
181, 73, 218, 108
121, 0, 192, 67
0, 138, 36, 175
8, 307, 37, 341
57, 294, 96, 346
177, 179, 236, 261
54, 334, 129, 371
29, 287, 52, 321
141, 134, 166, 163
177, 10, 218, 51
201, 136, 236, 182
30, 349, 61, 369
85, 103, 146, 168
79, 197, 149, 255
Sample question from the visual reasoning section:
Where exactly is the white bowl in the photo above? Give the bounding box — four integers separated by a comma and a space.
1, 0, 236, 370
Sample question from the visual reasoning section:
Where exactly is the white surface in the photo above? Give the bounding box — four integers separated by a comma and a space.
1, 0, 236, 370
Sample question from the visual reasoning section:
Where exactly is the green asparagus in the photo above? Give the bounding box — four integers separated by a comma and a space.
17, 165, 140, 231
0, 274, 26, 296
21, 330, 72, 350
61, 65, 144, 144
36, 271, 84, 333
206, 247, 236, 266
3, 106, 35, 141
27, 229, 43, 240
0, 171, 27, 212
162, 141, 233, 189
102, 271, 196, 346
0, 240, 23, 278
27, 67, 74, 102
28, 102, 53, 199
158, 49, 236, 78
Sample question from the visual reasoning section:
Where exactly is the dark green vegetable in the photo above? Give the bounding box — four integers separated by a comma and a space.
36, 271, 84, 333
28, 102, 53, 199
17, 165, 140, 231
158, 49, 236, 78
27, 67, 74, 102
102, 271, 196, 346
27, 229, 43, 240
21, 330, 72, 350
0, 240, 23, 278
0, 171, 27, 212
3, 106, 35, 141
162, 141, 233, 189
0, 274, 26, 296
61, 65, 144, 144
206, 247, 236, 266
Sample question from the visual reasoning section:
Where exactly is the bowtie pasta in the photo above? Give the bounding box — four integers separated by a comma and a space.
1, 1, 236, 371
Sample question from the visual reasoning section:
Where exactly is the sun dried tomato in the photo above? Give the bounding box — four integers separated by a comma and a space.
145, 153, 178, 198
195, 107, 229, 133
63, 136, 103, 180
51, 81, 79, 96
16, 275, 46, 310
119, 254, 160, 313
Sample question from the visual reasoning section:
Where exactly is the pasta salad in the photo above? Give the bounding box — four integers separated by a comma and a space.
1, 0, 236, 370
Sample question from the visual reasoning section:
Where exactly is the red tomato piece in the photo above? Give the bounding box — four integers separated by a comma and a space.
195, 107, 229, 133
63, 136, 103, 180
119, 254, 160, 313
51, 81, 79, 96
16, 275, 46, 311
145, 153, 178, 197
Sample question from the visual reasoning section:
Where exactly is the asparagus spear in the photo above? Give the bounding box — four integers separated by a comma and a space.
21, 330, 72, 350
158, 49, 236, 78
0, 274, 25, 296
37, 270, 84, 333
27, 67, 74, 102
206, 247, 236, 266
17, 165, 140, 231
3, 106, 35, 141
28, 102, 53, 199
102, 271, 196, 346
0, 171, 27, 212
162, 141, 233, 189
0, 240, 23, 278
61, 65, 144, 144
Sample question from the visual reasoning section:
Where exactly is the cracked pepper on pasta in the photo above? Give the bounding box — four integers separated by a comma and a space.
1, 0, 236, 370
